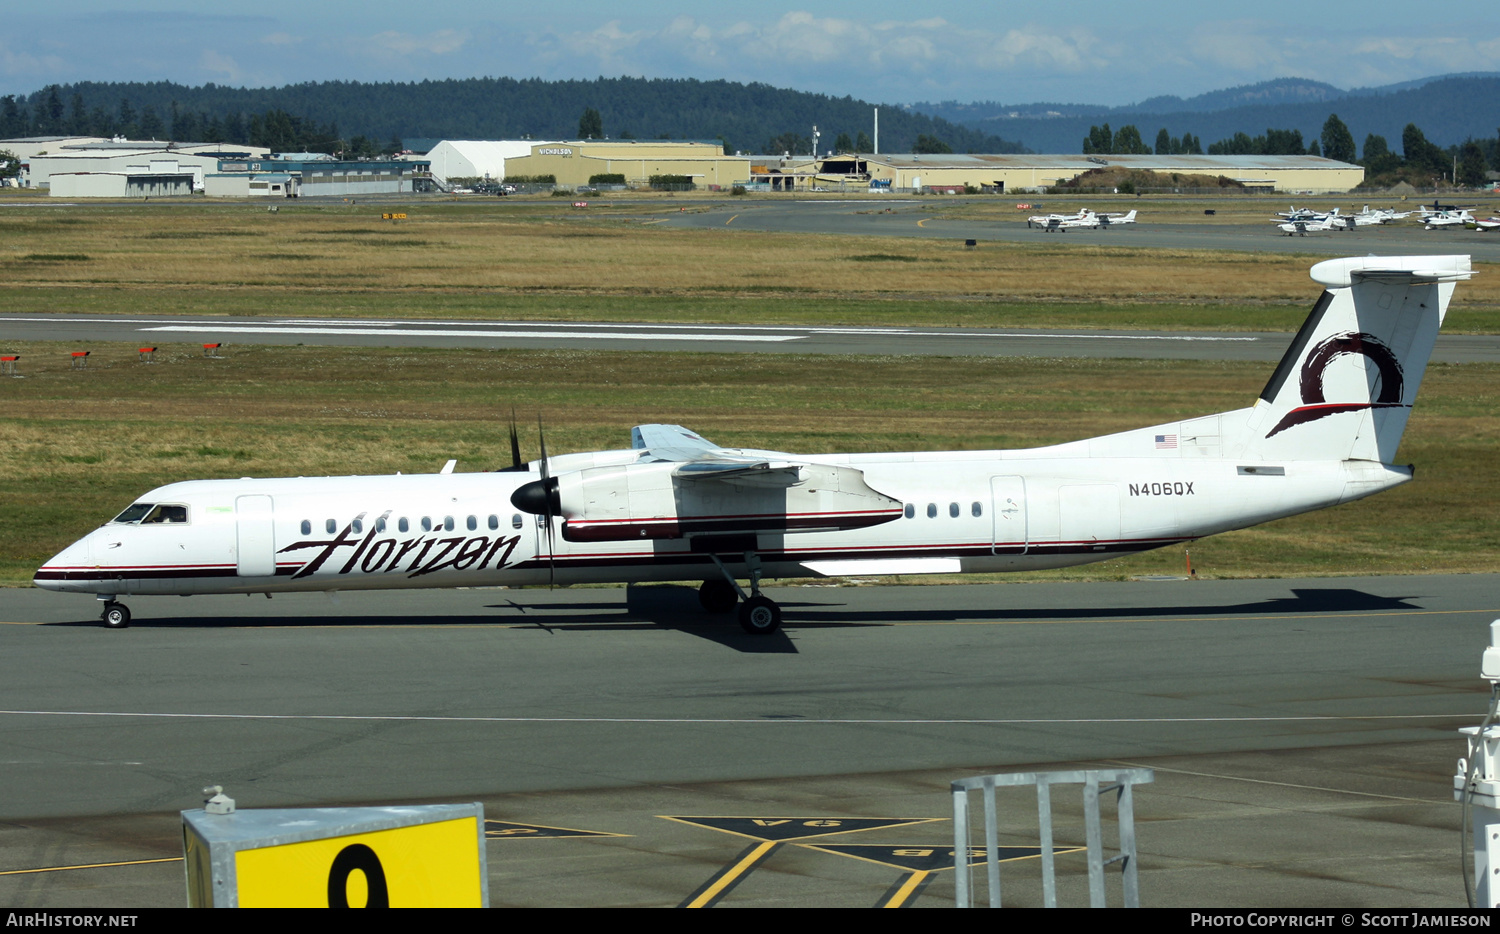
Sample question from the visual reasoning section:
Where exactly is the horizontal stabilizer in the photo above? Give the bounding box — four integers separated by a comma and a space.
1310, 255, 1472, 288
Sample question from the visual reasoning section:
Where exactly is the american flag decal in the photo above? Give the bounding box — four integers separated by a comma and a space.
1155, 434, 1178, 449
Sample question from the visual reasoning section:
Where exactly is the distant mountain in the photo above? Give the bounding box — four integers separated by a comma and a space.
1129, 78, 1347, 115
8, 77, 1026, 156
911, 73, 1500, 152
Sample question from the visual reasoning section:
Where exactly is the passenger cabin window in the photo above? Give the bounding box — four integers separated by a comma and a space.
325, 518, 336, 534
421, 517, 432, 532
512, 514, 523, 530
300, 519, 312, 535
443, 516, 455, 532
903, 504, 914, 519
466, 515, 477, 531
352, 518, 363, 534
375, 517, 387, 533
949, 502, 960, 518
972, 502, 983, 517
399, 517, 410, 533
140, 504, 188, 524
926, 503, 937, 519
489, 515, 500, 531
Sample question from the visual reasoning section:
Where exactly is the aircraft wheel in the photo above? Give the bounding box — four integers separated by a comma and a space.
738, 596, 781, 635
102, 602, 131, 629
698, 580, 738, 613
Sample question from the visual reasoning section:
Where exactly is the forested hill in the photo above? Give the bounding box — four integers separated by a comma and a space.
911, 75, 1500, 153
6, 76, 1026, 155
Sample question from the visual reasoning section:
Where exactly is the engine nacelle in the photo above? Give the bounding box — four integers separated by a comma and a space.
553, 462, 902, 542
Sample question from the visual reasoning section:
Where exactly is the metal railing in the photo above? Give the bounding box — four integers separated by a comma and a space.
952, 767, 1153, 908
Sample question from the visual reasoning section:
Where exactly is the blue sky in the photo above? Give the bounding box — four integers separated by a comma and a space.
4, 2, 1498, 104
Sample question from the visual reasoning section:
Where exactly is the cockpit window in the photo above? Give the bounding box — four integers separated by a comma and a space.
139, 504, 189, 524
111, 503, 154, 524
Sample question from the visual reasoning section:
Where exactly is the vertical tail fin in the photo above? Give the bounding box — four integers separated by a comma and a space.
1226, 255, 1471, 462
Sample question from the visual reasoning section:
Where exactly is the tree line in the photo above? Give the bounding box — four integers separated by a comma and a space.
1080, 112, 1498, 187
3, 77, 1025, 157
1, 86, 403, 157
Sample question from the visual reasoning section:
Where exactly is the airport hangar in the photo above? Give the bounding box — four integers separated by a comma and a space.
1, 136, 433, 198
771, 152, 1366, 194
418, 141, 1361, 194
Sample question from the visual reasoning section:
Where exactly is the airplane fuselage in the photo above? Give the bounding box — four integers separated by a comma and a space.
35, 444, 1407, 598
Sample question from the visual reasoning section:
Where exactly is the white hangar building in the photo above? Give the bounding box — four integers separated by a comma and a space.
423, 140, 556, 184
19, 139, 271, 193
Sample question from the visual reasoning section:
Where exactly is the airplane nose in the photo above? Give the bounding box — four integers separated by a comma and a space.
33, 533, 93, 591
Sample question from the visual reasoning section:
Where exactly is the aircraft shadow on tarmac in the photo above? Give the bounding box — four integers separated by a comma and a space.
42, 587, 1425, 655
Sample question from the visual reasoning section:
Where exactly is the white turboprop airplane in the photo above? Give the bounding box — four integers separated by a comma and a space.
35, 255, 1471, 634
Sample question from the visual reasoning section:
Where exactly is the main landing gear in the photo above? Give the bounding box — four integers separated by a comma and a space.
703, 552, 783, 635
98, 596, 130, 629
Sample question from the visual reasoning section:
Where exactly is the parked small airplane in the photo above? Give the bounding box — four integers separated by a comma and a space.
35, 255, 1471, 634
1273, 206, 1329, 222
1352, 205, 1412, 226
1276, 216, 1346, 235
1421, 207, 1476, 229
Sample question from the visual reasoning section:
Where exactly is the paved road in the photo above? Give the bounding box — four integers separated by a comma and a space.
0, 575, 1489, 906
659, 199, 1500, 263
5, 312, 1499, 363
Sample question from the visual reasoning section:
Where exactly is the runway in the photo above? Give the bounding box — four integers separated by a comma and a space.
0, 576, 1489, 906
5, 312, 1500, 364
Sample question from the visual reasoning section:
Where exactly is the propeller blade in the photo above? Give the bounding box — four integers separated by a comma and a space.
538, 415, 556, 589
509, 409, 523, 471
497, 409, 526, 472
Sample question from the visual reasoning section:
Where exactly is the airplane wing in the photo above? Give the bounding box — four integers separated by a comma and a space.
537, 424, 905, 542
633, 423, 806, 481
631, 423, 726, 461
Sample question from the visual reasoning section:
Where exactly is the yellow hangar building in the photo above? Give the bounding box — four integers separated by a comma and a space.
786, 153, 1364, 194
501, 139, 748, 190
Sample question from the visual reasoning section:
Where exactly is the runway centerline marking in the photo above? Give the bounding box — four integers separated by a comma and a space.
141, 326, 802, 343
0, 710, 1476, 726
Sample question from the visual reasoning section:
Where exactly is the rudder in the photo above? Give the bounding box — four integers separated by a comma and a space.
1227, 255, 1471, 462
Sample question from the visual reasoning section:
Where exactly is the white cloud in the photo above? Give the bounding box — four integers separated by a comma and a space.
0, 39, 70, 82
198, 49, 246, 85
360, 29, 470, 58
538, 12, 1108, 94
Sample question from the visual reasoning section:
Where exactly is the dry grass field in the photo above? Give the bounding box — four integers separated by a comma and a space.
1, 342, 1495, 587
2, 196, 1496, 330
2, 197, 1497, 588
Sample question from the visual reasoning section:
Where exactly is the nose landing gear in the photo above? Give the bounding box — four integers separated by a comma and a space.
100, 600, 131, 629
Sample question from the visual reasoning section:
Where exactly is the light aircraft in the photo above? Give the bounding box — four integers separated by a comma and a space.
1029, 209, 1135, 232
1352, 205, 1412, 226
1420, 207, 1475, 229
35, 255, 1472, 634
1275, 216, 1348, 236
1468, 216, 1500, 232
1027, 209, 1092, 230
1273, 206, 1330, 222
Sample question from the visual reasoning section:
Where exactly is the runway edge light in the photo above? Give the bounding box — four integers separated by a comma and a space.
181, 794, 487, 908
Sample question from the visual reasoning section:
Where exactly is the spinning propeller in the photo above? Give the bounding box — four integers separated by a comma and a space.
508, 415, 561, 587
